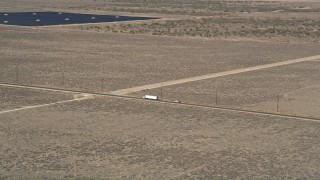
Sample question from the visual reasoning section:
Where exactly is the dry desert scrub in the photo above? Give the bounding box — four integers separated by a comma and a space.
70, 0, 320, 16
79, 17, 320, 42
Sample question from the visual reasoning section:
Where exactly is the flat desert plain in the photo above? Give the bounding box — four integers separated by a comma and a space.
1, 96, 320, 179
0, 0, 320, 179
0, 26, 319, 92
131, 60, 320, 118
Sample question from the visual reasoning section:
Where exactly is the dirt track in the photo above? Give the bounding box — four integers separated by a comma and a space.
110, 55, 320, 95
0, 93, 93, 114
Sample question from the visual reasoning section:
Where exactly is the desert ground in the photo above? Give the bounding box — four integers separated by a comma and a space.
0, 0, 320, 179
131, 60, 320, 118
0, 26, 319, 92
0, 86, 73, 111
1, 95, 320, 179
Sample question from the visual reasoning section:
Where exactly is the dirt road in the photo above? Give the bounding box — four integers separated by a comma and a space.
110, 55, 320, 95
0, 93, 93, 114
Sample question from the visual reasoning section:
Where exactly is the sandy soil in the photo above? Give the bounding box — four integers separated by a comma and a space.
247, 84, 320, 117
0, 25, 319, 93
0, 1, 319, 178
130, 61, 320, 118
0, 86, 73, 111
111, 55, 320, 95
0, 96, 320, 179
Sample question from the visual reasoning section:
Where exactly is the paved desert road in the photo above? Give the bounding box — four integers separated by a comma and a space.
0, 82, 319, 123
0, 55, 319, 121
110, 55, 320, 95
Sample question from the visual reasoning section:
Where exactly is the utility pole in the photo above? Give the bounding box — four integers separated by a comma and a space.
15, 63, 19, 84
62, 72, 65, 86
277, 94, 280, 112
1, 89, 6, 102
160, 83, 163, 100
215, 90, 218, 105
101, 78, 104, 92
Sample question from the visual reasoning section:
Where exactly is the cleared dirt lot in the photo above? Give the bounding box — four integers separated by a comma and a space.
131, 61, 320, 118
0, 25, 319, 93
0, 96, 320, 179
